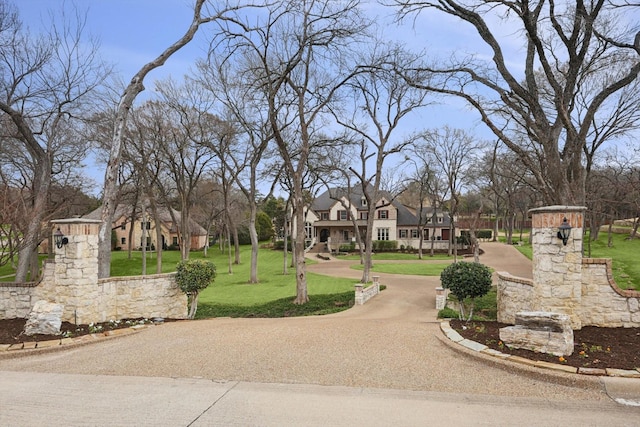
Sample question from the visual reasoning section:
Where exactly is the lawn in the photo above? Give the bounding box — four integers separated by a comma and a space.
350, 262, 450, 276
111, 247, 360, 318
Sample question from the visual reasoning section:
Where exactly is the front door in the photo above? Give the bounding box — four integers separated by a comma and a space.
320, 228, 330, 242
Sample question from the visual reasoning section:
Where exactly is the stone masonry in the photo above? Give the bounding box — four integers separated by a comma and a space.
0, 218, 187, 324
497, 205, 640, 329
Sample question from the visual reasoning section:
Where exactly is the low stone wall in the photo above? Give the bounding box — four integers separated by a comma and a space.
0, 264, 187, 324
355, 282, 380, 305
0, 281, 39, 320
496, 272, 533, 324
497, 260, 640, 328
97, 274, 187, 322
581, 258, 640, 327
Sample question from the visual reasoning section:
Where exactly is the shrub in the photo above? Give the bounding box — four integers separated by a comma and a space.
437, 307, 459, 319
372, 240, 397, 251
339, 242, 356, 252
440, 261, 492, 322
175, 259, 217, 319
477, 229, 492, 240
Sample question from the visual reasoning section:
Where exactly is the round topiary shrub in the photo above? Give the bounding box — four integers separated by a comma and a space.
440, 261, 492, 322
175, 259, 217, 319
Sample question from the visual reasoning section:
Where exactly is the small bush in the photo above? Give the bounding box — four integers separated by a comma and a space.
339, 242, 356, 252
477, 230, 492, 240
440, 261, 492, 322
175, 259, 217, 319
438, 307, 459, 319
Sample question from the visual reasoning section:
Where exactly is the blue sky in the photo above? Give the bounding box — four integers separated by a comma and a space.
13, 1, 639, 196
15, 0, 492, 194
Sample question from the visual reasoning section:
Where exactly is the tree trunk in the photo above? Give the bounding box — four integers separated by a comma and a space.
141, 206, 147, 276
232, 224, 240, 265
15, 160, 50, 282
98, 0, 214, 278
283, 214, 289, 275
248, 203, 259, 283
292, 192, 309, 305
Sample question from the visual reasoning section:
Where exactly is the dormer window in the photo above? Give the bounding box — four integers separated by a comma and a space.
361, 196, 367, 207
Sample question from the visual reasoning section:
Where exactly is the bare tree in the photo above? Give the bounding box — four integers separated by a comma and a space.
214, 0, 369, 303
393, 0, 640, 205
404, 150, 445, 258
417, 127, 484, 261
194, 57, 275, 283
98, 0, 256, 278
333, 47, 430, 283
0, 3, 109, 281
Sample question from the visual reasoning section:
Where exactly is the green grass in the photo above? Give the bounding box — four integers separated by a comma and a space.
350, 262, 450, 276
586, 232, 640, 291
195, 291, 355, 319
337, 252, 452, 261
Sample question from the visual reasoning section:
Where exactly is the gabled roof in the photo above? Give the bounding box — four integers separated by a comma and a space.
312, 186, 451, 228
312, 185, 395, 212
84, 204, 207, 236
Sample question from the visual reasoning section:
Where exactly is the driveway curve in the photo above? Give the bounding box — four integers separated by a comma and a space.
0, 242, 611, 402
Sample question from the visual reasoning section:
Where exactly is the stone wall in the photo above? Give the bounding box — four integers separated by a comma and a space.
581, 258, 640, 327
0, 218, 187, 324
497, 206, 640, 329
97, 274, 187, 322
0, 281, 39, 320
355, 276, 381, 305
496, 272, 533, 324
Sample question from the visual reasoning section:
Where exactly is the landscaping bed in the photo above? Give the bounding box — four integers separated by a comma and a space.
0, 318, 168, 345
450, 319, 640, 371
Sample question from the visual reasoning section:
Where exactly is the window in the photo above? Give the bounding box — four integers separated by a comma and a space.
141, 221, 151, 230
305, 222, 313, 239
378, 210, 389, 219
423, 229, 430, 239
398, 229, 408, 239
338, 210, 349, 220
438, 217, 443, 223
173, 237, 178, 245
342, 230, 349, 241
121, 237, 126, 245
321, 212, 329, 220
360, 212, 368, 220
361, 196, 367, 207
377, 228, 389, 240
427, 217, 432, 223
121, 223, 126, 230
411, 229, 419, 239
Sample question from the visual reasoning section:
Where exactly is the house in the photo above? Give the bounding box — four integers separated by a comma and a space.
84, 204, 208, 251
303, 187, 456, 252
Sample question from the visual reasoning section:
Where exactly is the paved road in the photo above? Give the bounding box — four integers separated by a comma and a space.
1, 242, 638, 425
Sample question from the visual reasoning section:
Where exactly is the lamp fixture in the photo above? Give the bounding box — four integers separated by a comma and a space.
54, 227, 68, 249
557, 217, 571, 246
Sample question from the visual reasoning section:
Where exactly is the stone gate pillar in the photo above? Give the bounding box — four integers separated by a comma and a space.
529, 206, 586, 329
51, 218, 102, 323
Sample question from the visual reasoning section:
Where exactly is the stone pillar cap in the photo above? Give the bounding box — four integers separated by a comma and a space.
528, 205, 587, 214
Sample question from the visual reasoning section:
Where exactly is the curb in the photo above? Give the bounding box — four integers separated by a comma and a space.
0, 324, 153, 359
440, 320, 640, 379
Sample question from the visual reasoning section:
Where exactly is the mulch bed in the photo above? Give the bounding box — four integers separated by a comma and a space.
0, 318, 172, 345
450, 319, 640, 371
